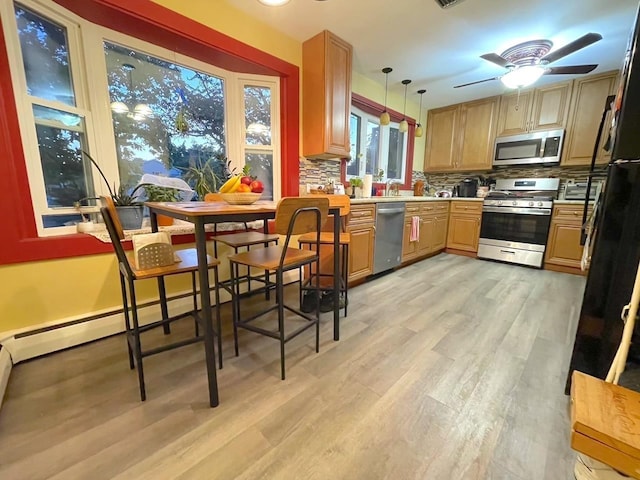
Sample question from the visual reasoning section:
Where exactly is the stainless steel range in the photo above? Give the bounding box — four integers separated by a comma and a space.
478, 178, 560, 268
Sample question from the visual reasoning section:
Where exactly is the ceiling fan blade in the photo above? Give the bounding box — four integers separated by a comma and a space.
480, 53, 512, 68
453, 77, 500, 88
545, 64, 598, 75
541, 33, 602, 64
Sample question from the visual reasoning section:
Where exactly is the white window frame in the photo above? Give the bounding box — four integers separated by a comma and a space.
346, 105, 408, 183
1, 0, 281, 236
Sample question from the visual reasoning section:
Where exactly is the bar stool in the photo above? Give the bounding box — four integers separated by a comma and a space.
100, 197, 222, 401
206, 193, 279, 299
298, 195, 350, 316
228, 197, 329, 380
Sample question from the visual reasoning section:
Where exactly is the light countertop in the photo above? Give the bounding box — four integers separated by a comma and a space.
554, 199, 589, 205
350, 196, 484, 204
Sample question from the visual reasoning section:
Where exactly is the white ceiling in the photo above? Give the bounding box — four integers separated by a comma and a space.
227, 0, 639, 109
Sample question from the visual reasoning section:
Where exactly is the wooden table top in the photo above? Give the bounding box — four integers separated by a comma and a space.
146, 197, 346, 217
146, 201, 278, 216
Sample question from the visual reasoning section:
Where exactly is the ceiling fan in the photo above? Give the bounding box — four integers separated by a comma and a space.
454, 33, 602, 89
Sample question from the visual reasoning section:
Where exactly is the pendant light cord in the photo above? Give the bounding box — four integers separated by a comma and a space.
384, 72, 389, 110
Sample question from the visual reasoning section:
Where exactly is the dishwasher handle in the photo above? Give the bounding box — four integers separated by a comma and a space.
377, 208, 405, 215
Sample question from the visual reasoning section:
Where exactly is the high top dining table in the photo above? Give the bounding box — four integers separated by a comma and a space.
146, 199, 344, 407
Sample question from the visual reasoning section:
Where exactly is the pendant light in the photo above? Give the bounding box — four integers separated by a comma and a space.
415, 89, 426, 137
380, 67, 393, 126
399, 79, 411, 133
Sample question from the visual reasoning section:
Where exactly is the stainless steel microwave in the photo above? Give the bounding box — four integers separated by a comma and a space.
493, 129, 564, 167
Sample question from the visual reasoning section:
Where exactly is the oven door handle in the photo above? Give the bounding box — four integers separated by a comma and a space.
482, 206, 551, 215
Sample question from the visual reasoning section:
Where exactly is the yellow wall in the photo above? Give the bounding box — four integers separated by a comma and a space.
151, 0, 301, 67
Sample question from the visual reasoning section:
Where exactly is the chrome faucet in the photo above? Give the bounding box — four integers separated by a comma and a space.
386, 179, 401, 196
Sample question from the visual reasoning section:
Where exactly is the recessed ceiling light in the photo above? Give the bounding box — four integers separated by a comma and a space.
258, 0, 291, 6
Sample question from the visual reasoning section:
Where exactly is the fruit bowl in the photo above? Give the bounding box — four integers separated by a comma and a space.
220, 192, 262, 205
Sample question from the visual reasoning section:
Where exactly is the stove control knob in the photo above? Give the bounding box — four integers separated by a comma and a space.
537, 202, 543, 207
497, 201, 502, 206
529, 201, 534, 207
512, 201, 517, 206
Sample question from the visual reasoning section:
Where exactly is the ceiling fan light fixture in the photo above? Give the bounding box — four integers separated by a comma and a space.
257, 0, 291, 6
500, 65, 545, 89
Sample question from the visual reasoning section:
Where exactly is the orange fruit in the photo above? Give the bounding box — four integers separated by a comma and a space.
237, 184, 252, 193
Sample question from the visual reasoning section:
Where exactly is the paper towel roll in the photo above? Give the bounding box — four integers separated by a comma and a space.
363, 174, 373, 198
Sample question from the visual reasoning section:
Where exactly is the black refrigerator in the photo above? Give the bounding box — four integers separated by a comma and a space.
565, 5, 640, 392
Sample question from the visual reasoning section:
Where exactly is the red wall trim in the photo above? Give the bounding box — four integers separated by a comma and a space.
342, 93, 416, 191
0, 0, 299, 265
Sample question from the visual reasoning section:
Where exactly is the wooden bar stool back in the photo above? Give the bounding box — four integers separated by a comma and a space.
100, 198, 223, 401
298, 194, 351, 316
206, 193, 279, 300
227, 197, 329, 380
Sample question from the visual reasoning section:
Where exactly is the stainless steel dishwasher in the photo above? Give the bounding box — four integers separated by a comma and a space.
373, 202, 405, 274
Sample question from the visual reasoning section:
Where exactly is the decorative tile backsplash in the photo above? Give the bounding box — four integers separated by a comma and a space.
412, 165, 608, 194
299, 157, 341, 186
299, 157, 608, 197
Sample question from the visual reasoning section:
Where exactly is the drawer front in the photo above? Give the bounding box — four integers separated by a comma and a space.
450, 201, 483, 214
349, 203, 376, 225
420, 202, 449, 214
554, 205, 592, 222
405, 204, 421, 216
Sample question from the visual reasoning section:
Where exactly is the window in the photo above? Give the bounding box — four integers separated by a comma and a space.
3, 0, 281, 236
346, 106, 407, 182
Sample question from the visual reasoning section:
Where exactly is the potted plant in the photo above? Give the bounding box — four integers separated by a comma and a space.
183, 153, 232, 200
349, 177, 363, 198
82, 151, 146, 230
143, 184, 181, 226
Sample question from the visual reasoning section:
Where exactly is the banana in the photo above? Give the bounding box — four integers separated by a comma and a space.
219, 176, 240, 193
228, 176, 241, 193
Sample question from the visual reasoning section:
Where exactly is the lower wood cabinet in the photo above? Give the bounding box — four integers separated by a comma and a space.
446, 201, 482, 253
544, 204, 591, 273
347, 203, 376, 282
402, 202, 449, 262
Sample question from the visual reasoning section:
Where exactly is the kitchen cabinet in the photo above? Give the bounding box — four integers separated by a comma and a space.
544, 204, 592, 274
496, 81, 572, 136
402, 202, 449, 261
302, 30, 353, 159
424, 105, 458, 171
562, 71, 619, 166
458, 97, 500, 170
446, 201, 482, 253
424, 97, 499, 172
347, 203, 375, 282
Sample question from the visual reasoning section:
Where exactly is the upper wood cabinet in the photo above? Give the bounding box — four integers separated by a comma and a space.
424, 97, 499, 172
562, 71, 619, 166
458, 97, 500, 171
424, 105, 458, 171
496, 81, 572, 136
302, 30, 353, 159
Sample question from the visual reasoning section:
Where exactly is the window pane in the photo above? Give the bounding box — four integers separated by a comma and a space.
42, 213, 83, 228
244, 85, 271, 145
245, 152, 273, 201
347, 113, 360, 176
33, 105, 92, 208
104, 42, 226, 188
15, 6, 75, 105
365, 121, 379, 175
387, 127, 405, 179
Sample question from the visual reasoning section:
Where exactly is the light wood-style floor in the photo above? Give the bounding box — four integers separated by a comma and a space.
0, 254, 586, 480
